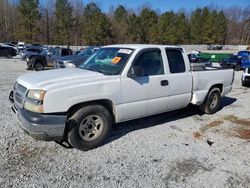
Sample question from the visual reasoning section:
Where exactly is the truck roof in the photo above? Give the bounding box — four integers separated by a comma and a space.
103, 44, 181, 50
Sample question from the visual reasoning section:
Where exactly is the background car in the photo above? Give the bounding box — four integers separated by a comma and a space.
220, 54, 242, 71
207, 45, 223, 50
26, 47, 72, 71
242, 68, 250, 86
17, 42, 26, 52
3, 42, 16, 48
0, 46, 17, 58
188, 53, 212, 67
20, 46, 44, 60
54, 47, 99, 69
238, 51, 250, 68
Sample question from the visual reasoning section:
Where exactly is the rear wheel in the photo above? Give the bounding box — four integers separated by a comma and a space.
34, 61, 44, 71
67, 105, 112, 151
6, 54, 12, 58
235, 64, 240, 71
199, 87, 221, 114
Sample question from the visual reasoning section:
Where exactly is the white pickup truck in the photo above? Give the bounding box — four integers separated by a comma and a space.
9, 45, 234, 150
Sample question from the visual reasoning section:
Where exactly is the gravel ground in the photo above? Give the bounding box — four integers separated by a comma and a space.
0, 57, 249, 188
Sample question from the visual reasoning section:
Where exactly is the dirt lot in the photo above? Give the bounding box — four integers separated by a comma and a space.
0, 57, 249, 188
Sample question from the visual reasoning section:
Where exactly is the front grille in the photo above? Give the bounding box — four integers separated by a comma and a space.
14, 82, 27, 93
245, 76, 250, 81
13, 82, 27, 108
15, 93, 23, 104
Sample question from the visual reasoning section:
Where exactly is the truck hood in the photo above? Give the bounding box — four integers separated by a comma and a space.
17, 68, 110, 90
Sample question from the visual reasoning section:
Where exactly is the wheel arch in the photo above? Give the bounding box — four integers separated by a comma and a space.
35, 58, 45, 65
191, 83, 223, 105
209, 83, 223, 93
67, 99, 116, 124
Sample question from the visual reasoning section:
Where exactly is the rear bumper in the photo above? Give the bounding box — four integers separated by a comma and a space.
11, 103, 67, 141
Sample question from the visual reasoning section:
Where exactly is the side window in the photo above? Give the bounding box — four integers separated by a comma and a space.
54, 48, 61, 56
35, 49, 41, 53
62, 49, 69, 56
166, 49, 185, 73
133, 49, 164, 76
49, 49, 56, 55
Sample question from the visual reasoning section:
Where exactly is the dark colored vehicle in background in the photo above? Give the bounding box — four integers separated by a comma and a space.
238, 51, 250, 68
207, 45, 223, 50
26, 47, 72, 71
242, 68, 250, 86
73, 49, 85, 55
0, 46, 17, 58
20, 46, 44, 60
188, 53, 212, 67
3, 42, 16, 48
54, 47, 99, 69
220, 54, 242, 71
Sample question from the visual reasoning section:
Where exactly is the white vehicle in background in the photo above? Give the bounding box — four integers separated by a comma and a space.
17, 42, 26, 52
9, 44, 234, 151
242, 68, 250, 86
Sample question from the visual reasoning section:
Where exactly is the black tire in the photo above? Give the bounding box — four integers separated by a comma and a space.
235, 64, 240, 71
6, 54, 12, 58
242, 80, 246, 87
34, 61, 44, 71
67, 105, 112, 151
199, 87, 221, 114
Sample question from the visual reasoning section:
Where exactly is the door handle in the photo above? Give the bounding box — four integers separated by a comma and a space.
161, 80, 169, 86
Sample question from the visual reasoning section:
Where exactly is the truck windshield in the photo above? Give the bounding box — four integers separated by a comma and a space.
79, 47, 134, 75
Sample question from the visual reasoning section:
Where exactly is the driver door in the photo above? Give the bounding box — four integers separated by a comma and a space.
121, 48, 169, 121
46, 48, 60, 66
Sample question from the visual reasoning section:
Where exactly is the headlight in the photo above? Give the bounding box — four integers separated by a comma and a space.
65, 63, 76, 68
27, 90, 46, 101
25, 90, 46, 113
24, 101, 44, 113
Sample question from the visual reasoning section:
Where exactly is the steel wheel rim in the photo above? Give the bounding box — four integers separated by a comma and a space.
79, 115, 104, 141
209, 93, 218, 109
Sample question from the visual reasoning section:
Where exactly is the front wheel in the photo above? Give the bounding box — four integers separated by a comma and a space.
67, 105, 112, 151
199, 87, 221, 114
34, 61, 44, 71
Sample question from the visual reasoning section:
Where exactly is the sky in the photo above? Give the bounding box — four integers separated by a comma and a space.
82, 0, 250, 12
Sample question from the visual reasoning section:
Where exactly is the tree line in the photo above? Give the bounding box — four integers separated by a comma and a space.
0, 0, 249, 46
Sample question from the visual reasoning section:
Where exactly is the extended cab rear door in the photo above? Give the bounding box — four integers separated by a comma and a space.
164, 48, 193, 111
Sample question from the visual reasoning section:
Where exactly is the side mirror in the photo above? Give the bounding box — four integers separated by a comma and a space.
128, 66, 144, 78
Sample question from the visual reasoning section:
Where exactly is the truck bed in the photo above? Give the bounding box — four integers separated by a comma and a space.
190, 65, 234, 105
